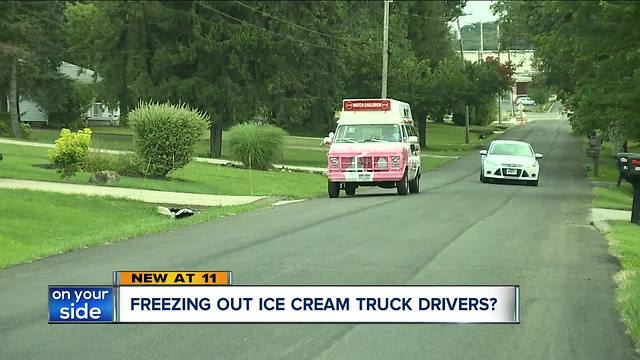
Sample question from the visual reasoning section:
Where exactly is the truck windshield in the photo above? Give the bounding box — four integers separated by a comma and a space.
334, 124, 402, 143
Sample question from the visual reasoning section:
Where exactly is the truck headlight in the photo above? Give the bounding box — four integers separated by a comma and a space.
375, 157, 388, 169
391, 156, 401, 168
329, 157, 339, 169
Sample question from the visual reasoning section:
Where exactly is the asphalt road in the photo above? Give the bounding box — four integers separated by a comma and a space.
1, 113, 637, 359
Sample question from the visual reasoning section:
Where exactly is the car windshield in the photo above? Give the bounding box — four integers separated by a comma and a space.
490, 143, 533, 156
334, 124, 402, 143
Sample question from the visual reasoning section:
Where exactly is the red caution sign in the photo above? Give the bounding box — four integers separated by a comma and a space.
343, 99, 391, 112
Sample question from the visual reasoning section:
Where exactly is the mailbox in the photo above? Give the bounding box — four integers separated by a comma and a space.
617, 153, 640, 224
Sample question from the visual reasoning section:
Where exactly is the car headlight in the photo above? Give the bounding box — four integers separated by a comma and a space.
391, 156, 401, 168
329, 157, 339, 169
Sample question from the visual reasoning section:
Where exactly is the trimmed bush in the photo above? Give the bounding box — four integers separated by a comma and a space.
48, 128, 92, 178
228, 122, 287, 170
19, 123, 32, 139
83, 151, 140, 176
128, 102, 210, 177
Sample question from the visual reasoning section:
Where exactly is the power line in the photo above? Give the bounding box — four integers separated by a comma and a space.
196, 1, 343, 52
392, 9, 458, 21
233, 1, 367, 44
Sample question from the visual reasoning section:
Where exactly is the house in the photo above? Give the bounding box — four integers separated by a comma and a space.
463, 50, 536, 99
17, 61, 120, 126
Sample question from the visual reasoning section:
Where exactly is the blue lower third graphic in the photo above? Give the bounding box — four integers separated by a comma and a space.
48, 286, 114, 323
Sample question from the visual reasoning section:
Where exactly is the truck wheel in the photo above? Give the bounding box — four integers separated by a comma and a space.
345, 183, 356, 196
328, 180, 340, 198
409, 172, 420, 193
397, 172, 409, 196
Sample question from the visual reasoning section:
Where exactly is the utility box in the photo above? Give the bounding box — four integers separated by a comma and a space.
616, 153, 640, 224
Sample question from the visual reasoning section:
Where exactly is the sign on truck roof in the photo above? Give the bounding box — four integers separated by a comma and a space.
339, 99, 413, 125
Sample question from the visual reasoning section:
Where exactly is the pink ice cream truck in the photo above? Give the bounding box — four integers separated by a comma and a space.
322, 99, 422, 198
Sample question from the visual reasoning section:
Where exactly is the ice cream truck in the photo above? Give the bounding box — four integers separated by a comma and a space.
322, 98, 421, 198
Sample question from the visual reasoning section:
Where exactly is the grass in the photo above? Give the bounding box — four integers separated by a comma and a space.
0, 143, 327, 199
21, 122, 502, 168
0, 188, 266, 268
593, 186, 633, 211
606, 221, 640, 351
585, 139, 638, 211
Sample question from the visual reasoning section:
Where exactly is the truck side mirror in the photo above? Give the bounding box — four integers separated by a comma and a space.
321, 132, 335, 147
408, 136, 418, 144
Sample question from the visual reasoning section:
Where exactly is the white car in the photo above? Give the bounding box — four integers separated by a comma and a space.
515, 96, 536, 106
479, 140, 543, 186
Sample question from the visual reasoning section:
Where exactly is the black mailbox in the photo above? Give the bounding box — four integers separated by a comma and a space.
617, 152, 640, 224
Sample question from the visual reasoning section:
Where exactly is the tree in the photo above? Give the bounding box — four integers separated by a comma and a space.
0, 1, 65, 138
494, 1, 640, 140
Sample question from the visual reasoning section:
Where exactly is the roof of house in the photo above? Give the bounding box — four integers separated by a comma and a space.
58, 61, 101, 84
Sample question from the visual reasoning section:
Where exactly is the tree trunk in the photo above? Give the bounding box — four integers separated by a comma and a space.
210, 120, 223, 158
1, 94, 7, 112
417, 111, 426, 147
8, 55, 21, 139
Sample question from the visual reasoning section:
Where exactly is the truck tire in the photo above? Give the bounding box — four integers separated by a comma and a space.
397, 172, 409, 196
328, 180, 340, 198
409, 172, 420, 193
345, 183, 356, 196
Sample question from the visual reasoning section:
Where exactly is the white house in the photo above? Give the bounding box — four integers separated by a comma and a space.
17, 61, 120, 126
462, 50, 537, 98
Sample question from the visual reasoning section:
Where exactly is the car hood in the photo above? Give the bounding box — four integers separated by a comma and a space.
328, 142, 405, 156
484, 154, 536, 166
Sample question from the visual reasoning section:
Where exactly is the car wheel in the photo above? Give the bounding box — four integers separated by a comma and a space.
397, 172, 409, 195
328, 180, 340, 198
480, 169, 487, 183
345, 183, 356, 196
409, 172, 420, 193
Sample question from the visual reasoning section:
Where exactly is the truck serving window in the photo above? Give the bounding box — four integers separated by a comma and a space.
335, 124, 402, 143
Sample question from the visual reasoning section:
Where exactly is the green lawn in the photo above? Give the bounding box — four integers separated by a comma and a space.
593, 186, 634, 211
607, 221, 640, 351
0, 143, 327, 199
0, 188, 265, 268
585, 140, 638, 210
24, 122, 502, 168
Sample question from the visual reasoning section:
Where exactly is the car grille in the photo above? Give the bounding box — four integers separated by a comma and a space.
338, 156, 390, 172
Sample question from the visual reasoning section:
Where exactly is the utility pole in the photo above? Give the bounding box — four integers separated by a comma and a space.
508, 48, 515, 116
381, 0, 391, 98
480, 21, 484, 60
456, 18, 470, 144
497, 22, 502, 125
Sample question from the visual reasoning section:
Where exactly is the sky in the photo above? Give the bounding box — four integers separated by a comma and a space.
459, 0, 497, 26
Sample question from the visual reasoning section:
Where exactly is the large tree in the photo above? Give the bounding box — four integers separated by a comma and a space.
494, 1, 640, 141
0, 1, 65, 138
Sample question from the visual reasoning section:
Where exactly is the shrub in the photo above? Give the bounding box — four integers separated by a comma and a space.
0, 112, 30, 139
48, 128, 92, 178
128, 102, 210, 177
0, 112, 8, 136
228, 122, 287, 170
83, 151, 140, 176
19, 123, 32, 139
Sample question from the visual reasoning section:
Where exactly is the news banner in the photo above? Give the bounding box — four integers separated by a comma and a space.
48, 271, 520, 324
